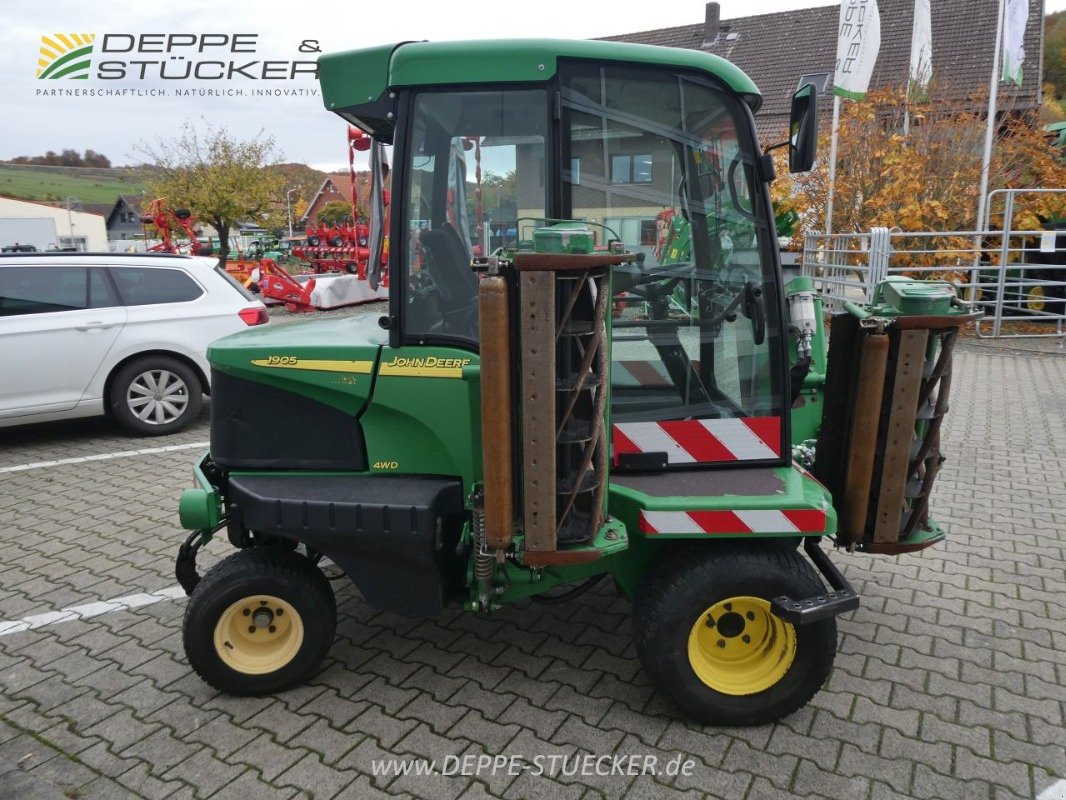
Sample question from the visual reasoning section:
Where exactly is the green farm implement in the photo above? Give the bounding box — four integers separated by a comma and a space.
175, 39, 976, 724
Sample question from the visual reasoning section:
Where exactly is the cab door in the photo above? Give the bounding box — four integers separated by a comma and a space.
558, 63, 787, 468
0, 265, 126, 417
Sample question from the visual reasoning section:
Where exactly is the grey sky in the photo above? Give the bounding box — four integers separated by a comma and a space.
2, 0, 1060, 172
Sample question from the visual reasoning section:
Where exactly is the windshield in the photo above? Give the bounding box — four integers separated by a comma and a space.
560, 63, 784, 467
400, 89, 547, 342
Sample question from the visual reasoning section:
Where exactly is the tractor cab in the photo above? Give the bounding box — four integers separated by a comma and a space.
350, 43, 795, 474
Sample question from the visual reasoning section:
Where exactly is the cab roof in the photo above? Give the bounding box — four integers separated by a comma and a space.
319, 38, 762, 137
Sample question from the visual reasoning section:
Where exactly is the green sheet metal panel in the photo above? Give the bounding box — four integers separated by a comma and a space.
320, 42, 400, 110
359, 346, 483, 487
206, 314, 385, 416
608, 466, 835, 539
320, 39, 761, 114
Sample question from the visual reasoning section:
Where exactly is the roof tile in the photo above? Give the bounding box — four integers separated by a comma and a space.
601, 0, 1044, 134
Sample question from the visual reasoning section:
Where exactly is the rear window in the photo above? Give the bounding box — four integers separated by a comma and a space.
0, 266, 119, 316
110, 266, 203, 305
213, 266, 257, 301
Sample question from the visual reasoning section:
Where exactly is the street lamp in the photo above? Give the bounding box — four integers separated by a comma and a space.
285, 188, 296, 239
65, 196, 81, 250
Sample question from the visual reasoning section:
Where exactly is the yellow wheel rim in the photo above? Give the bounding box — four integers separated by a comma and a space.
1027, 285, 1046, 312
213, 595, 304, 675
687, 596, 797, 696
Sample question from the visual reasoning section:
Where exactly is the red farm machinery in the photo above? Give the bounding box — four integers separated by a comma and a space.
247, 128, 390, 312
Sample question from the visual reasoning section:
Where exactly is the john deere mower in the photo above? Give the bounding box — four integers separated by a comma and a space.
174, 39, 976, 724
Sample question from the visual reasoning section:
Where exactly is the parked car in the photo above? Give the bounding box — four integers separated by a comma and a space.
0, 252, 268, 435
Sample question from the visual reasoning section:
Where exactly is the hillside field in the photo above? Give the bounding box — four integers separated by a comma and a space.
0, 163, 147, 206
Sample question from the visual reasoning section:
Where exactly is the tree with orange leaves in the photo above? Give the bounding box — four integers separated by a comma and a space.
772, 87, 1066, 252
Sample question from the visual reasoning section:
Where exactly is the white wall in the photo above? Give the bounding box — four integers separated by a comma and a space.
0, 217, 57, 251
0, 197, 108, 251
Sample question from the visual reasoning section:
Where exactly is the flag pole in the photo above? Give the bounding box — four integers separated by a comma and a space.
825, 94, 842, 236
905, 0, 933, 138
976, 0, 1007, 234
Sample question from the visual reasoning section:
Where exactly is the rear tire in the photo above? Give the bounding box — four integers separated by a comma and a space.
109, 356, 203, 436
183, 547, 336, 696
633, 542, 837, 726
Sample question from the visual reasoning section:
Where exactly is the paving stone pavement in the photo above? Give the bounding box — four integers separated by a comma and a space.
0, 339, 1063, 800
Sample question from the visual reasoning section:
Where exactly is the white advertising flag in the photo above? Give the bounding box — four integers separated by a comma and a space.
1001, 0, 1029, 85
833, 0, 882, 100
909, 0, 933, 96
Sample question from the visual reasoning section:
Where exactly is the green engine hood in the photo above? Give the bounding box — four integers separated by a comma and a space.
208, 315, 387, 416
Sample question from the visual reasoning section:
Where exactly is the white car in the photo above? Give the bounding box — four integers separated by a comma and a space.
0, 253, 268, 435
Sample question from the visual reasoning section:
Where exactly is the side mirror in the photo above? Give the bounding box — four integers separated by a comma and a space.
788, 83, 818, 173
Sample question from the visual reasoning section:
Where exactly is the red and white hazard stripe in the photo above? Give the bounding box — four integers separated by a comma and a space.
612, 417, 781, 464
611, 360, 673, 387
639, 508, 826, 535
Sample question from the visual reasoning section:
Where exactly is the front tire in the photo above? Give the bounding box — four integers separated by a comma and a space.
110, 356, 203, 435
633, 543, 837, 726
183, 547, 336, 696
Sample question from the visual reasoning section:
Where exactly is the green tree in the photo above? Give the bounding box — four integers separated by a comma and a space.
772, 87, 1066, 257
316, 200, 362, 227
480, 169, 516, 213
271, 163, 327, 212
135, 122, 284, 265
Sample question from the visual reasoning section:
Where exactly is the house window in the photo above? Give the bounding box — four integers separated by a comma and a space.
796, 73, 831, 94
57, 236, 88, 252
640, 219, 657, 246
610, 154, 653, 184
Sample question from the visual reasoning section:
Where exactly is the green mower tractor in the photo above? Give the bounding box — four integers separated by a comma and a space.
175, 40, 976, 725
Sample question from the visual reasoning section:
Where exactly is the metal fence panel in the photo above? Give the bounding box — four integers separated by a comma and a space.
801, 189, 1066, 339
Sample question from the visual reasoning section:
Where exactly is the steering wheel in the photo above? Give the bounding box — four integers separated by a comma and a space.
693, 281, 766, 345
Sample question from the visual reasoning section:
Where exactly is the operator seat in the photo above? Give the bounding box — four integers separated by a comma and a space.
419, 223, 479, 336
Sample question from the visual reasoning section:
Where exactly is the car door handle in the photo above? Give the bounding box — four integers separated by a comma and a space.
75, 321, 115, 331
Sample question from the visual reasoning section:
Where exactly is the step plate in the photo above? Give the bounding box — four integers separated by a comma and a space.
770, 589, 859, 624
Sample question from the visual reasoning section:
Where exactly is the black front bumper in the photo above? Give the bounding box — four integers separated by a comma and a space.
176, 471, 467, 617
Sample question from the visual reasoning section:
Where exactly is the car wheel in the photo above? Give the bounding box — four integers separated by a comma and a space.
110, 356, 203, 435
